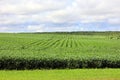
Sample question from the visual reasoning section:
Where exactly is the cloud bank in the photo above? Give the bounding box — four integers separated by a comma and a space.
0, 0, 120, 32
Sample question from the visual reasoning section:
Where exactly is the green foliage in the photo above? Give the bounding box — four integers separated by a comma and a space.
0, 32, 120, 69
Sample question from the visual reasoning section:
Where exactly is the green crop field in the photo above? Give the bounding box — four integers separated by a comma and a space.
0, 69, 120, 80
0, 32, 120, 69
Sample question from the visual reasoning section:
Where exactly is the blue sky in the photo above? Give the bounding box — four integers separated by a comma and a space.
0, 0, 120, 32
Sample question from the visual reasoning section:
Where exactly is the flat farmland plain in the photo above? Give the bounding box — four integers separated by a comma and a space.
0, 32, 120, 69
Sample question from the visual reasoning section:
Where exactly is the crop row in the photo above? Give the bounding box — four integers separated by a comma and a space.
0, 33, 120, 69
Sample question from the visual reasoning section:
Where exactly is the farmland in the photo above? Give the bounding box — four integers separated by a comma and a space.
0, 69, 120, 80
0, 32, 120, 69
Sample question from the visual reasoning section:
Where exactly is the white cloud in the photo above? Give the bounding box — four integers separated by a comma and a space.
0, 26, 10, 32
27, 24, 81, 32
108, 18, 120, 25
49, 0, 120, 23
27, 25, 44, 32
0, 27, 9, 30
1, 0, 120, 23
0, 0, 69, 14
0, 0, 120, 32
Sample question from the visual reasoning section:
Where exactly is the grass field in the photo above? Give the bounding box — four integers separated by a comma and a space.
0, 69, 120, 80
0, 32, 120, 69
0, 32, 120, 80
